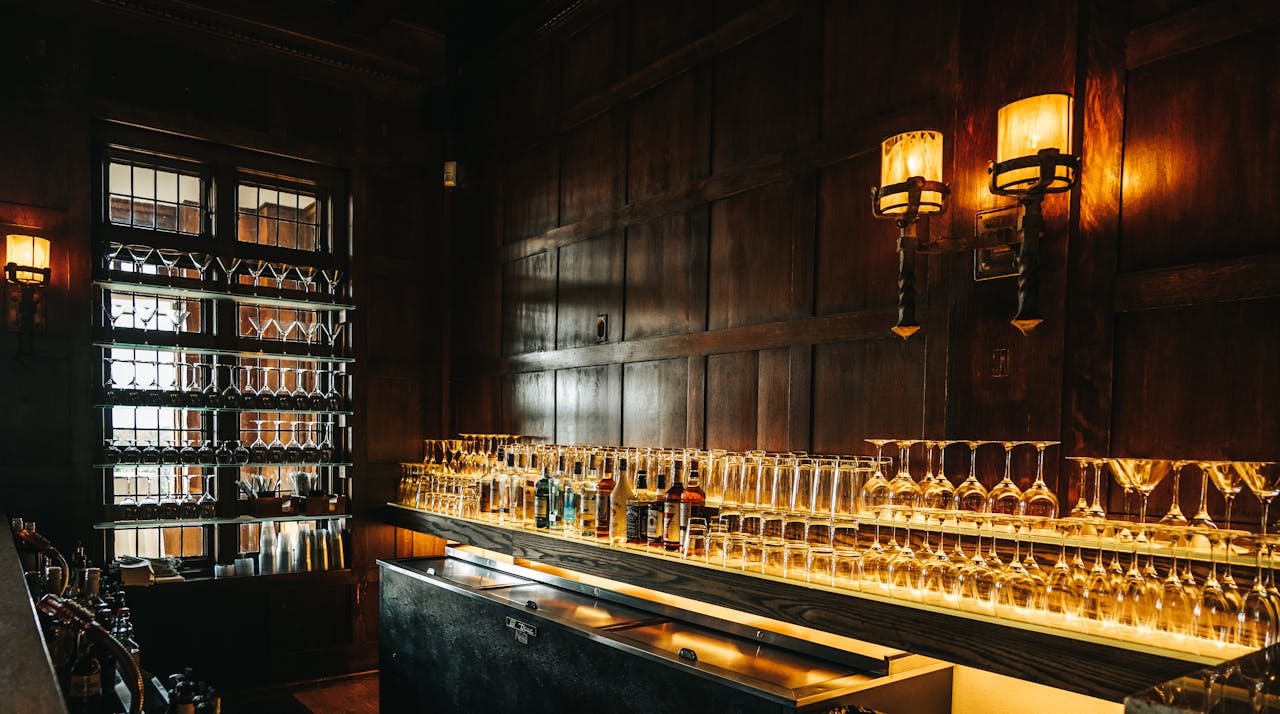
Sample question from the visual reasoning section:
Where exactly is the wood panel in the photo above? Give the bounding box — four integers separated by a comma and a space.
814, 153, 899, 315
705, 351, 759, 452
626, 0, 707, 71
757, 346, 792, 452
708, 179, 801, 330
366, 375, 424, 463
820, 0, 956, 135
1120, 24, 1280, 271
502, 250, 557, 355
710, 18, 802, 172
555, 364, 623, 445
501, 370, 556, 442
504, 141, 560, 243
556, 231, 624, 349
623, 209, 707, 340
622, 358, 689, 447
560, 109, 624, 225
1111, 299, 1280, 461
561, 12, 624, 108
811, 338, 926, 456
627, 72, 701, 203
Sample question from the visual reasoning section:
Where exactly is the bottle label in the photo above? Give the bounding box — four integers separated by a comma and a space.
595, 495, 610, 529
626, 505, 642, 541
535, 497, 548, 522
645, 507, 661, 540
679, 502, 699, 528
664, 502, 680, 545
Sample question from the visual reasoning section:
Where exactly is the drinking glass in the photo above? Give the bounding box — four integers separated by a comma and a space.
1159, 461, 1190, 525
1155, 528, 1194, 640
1198, 529, 1238, 644
919, 510, 960, 606
1189, 461, 1218, 529
1065, 457, 1094, 518
1021, 441, 1060, 518
959, 520, 997, 614
1206, 461, 1244, 531
1110, 458, 1173, 526
955, 440, 989, 513
1238, 536, 1279, 650
888, 439, 921, 510
1043, 521, 1080, 622
782, 542, 809, 580
1235, 462, 1280, 537
921, 441, 957, 511
986, 441, 1025, 515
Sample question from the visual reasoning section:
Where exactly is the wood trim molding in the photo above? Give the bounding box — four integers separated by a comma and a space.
381, 505, 1205, 702
88, 0, 422, 84
466, 307, 899, 377
1113, 254, 1280, 313
1127, 0, 1280, 69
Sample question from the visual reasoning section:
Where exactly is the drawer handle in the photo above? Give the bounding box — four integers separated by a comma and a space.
526, 600, 538, 610
678, 648, 698, 663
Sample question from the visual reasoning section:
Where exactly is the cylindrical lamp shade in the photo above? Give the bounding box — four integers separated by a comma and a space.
877, 130, 945, 214
5, 234, 51, 285
992, 93, 1074, 192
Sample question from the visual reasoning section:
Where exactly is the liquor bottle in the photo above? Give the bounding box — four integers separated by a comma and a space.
478, 455, 494, 517
115, 606, 141, 669
521, 455, 539, 527
495, 451, 512, 521
562, 461, 581, 534
680, 461, 706, 531
663, 462, 685, 552
550, 455, 566, 530
534, 462, 551, 530
66, 632, 102, 713
626, 469, 649, 545
595, 457, 616, 538
647, 470, 668, 549
578, 463, 598, 538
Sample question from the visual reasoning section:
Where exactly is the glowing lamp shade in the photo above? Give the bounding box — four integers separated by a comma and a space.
5, 234, 51, 285
877, 130, 945, 214
993, 93, 1074, 192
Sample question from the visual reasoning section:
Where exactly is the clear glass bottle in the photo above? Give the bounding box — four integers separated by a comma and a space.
562, 461, 582, 536
579, 462, 598, 539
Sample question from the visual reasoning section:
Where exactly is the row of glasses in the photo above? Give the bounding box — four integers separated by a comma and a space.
114, 471, 217, 521
220, 256, 343, 295
245, 419, 336, 464
104, 292, 197, 334
104, 357, 345, 411
103, 428, 337, 466
104, 242, 213, 281
243, 312, 347, 348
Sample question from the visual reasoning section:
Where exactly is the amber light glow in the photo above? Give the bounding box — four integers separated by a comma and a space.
993, 93, 1074, 192
877, 130, 945, 214
5, 234, 51, 285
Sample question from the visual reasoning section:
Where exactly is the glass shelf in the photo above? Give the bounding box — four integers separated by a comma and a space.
93, 461, 352, 469
94, 512, 351, 530
94, 277, 355, 311
93, 402, 351, 415
93, 339, 355, 363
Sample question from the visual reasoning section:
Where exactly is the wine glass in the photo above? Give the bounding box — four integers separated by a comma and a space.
285, 420, 306, 461
921, 441, 957, 511
959, 518, 997, 615
1021, 441, 1060, 518
919, 509, 960, 606
860, 440, 893, 516
1064, 457, 1094, 518
1043, 520, 1080, 623
1159, 461, 1190, 525
267, 420, 287, 463
888, 439, 921, 509
1189, 461, 1219, 529
955, 440, 990, 513
1198, 528, 1238, 644
1155, 527, 1194, 640
986, 441, 1025, 515
1238, 535, 1279, 650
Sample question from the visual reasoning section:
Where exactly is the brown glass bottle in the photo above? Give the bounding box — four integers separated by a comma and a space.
647, 471, 668, 549
663, 462, 685, 552
594, 457, 615, 538
680, 461, 706, 530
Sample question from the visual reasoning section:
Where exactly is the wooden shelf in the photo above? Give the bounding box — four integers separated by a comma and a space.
95, 513, 350, 530
380, 503, 1222, 703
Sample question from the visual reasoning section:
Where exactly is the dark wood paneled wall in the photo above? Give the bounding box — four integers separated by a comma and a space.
451, 0, 1280, 518
0, 0, 448, 686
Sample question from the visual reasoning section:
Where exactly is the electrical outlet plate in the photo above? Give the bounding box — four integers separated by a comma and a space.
974, 205, 1020, 281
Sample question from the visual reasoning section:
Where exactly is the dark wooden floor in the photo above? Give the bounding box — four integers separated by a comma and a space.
222, 671, 379, 713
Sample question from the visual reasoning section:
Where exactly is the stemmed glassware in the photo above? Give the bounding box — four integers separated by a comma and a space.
955, 441, 989, 513
249, 420, 270, 463
1021, 441, 1060, 518
1064, 457, 1094, 518
1110, 458, 1173, 527
986, 441, 1025, 515
1159, 461, 1190, 525
1206, 461, 1244, 531
888, 439, 921, 509
1189, 461, 1219, 528
921, 441, 956, 511
1235, 462, 1280, 537
860, 439, 893, 516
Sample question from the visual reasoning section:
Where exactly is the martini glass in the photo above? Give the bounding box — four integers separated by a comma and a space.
1159, 461, 1190, 525
955, 441, 989, 513
1110, 458, 1173, 527
1235, 462, 1280, 537
1021, 441, 1060, 518
986, 441, 1026, 515
1206, 461, 1244, 532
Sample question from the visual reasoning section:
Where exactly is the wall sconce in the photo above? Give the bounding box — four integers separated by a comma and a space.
5, 233, 51, 335
443, 160, 458, 188
871, 93, 1079, 337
